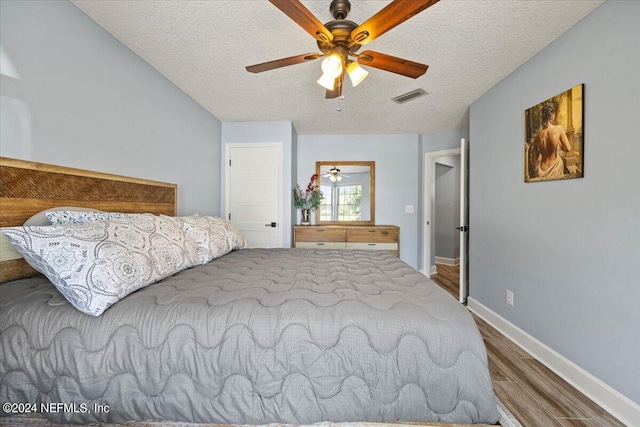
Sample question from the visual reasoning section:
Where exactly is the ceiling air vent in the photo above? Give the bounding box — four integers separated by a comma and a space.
392, 88, 427, 104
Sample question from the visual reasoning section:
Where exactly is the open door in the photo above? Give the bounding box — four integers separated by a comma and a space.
458, 138, 470, 303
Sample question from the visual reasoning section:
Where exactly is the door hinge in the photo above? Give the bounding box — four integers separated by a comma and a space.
229, 159, 231, 166
228, 213, 231, 220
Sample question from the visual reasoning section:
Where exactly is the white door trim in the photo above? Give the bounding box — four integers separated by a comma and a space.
224, 142, 283, 247
423, 148, 461, 278
459, 138, 469, 304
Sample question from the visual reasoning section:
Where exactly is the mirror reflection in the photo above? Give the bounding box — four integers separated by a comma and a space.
316, 161, 375, 225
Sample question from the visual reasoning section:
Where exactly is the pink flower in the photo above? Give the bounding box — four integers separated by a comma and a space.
293, 174, 323, 209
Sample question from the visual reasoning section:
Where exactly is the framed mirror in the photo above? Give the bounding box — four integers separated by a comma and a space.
315, 161, 375, 226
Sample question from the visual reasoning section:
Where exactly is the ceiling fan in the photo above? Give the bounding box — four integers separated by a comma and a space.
323, 166, 349, 181
246, 0, 440, 99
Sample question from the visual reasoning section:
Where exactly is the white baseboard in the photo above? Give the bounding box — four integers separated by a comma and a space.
434, 256, 460, 266
430, 265, 438, 276
467, 297, 640, 427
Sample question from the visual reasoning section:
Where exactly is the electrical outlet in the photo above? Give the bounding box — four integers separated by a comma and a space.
405, 205, 415, 214
506, 290, 514, 306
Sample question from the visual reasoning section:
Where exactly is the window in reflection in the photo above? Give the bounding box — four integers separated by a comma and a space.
320, 184, 362, 221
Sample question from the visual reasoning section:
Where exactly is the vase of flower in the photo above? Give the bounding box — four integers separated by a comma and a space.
293, 174, 322, 226
300, 208, 311, 226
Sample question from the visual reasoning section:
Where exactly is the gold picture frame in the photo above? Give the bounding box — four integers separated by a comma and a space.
524, 84, 584, 182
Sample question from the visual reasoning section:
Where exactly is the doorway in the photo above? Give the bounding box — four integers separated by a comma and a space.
423, 141, 469, 303
434, 162, 460, 267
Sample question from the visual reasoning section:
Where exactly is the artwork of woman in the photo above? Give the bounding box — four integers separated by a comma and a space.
524, 84, 584, 182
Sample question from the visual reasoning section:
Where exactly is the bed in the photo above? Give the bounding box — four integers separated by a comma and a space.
0, 157, 498, 425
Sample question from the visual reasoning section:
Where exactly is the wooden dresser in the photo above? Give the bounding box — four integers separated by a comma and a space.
293, 225, 400, 257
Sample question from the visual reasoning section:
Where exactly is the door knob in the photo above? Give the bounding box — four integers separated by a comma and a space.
264, 222, 277, 228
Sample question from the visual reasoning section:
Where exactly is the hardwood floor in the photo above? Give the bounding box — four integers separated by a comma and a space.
430, 264, 624, 427
430, 264, 460, 297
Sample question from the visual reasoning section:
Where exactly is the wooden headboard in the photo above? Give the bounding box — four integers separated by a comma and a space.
0, 157, 177, 282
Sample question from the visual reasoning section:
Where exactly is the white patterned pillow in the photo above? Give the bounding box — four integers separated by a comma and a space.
25, 207, 106, 226
45, 210, 146, 225
163, 215, 248, 264
1, 215, 200, 316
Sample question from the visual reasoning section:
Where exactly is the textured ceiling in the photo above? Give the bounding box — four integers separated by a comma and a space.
70, 0, 604, 135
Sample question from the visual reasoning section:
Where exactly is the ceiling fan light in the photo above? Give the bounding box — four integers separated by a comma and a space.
328, 167, 343, 182
321, 54, 343, 78
317, 73, 336, 90
347, 61, 369, 87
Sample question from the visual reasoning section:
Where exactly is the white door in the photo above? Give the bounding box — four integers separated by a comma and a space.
458, 138, 470, 303
225, 143, 282, 248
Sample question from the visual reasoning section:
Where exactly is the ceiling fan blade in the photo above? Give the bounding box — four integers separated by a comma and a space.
325, 74, 344, 99
357, 50, 428, 79
246, 53, 320, 73
269, 0, 333, 44
350, 0, 440, 46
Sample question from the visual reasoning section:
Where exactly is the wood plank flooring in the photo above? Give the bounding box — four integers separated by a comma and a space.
430, 264, 625, 427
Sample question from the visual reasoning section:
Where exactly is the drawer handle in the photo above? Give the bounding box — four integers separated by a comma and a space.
317, 243, 325, 246
368, 243, 377, 246
317, 229, 325, 232
368, 230, 376, 232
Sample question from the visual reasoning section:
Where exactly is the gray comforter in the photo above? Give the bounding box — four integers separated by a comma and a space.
0, 249, 498, 424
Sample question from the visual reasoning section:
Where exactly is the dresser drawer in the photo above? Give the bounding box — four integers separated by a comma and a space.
347, 227, 398, 243
346, 242, 398, 251
293, 226, 399, 256
295, 227, 346, 242
296, 242, 347, 249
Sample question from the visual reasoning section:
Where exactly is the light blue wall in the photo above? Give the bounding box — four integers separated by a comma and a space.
221, 121, 297, 247
0, 0, 222, 216
434, 155, 460, 261
421, 129, 468, 154
435, 163, 455, 258
469, 0, 640, 404
290, 122, 298, 238
298, 134, 420, 268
